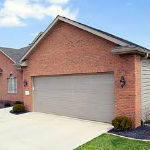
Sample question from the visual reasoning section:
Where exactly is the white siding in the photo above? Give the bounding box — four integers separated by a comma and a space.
141, 58, 150, 121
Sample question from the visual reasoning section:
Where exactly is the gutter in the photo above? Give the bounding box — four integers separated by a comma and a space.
112, 46, 150, 58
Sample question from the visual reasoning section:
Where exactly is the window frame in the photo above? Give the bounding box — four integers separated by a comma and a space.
7, 74, 17, 94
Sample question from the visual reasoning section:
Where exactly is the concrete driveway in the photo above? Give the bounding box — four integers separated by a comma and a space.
0, 108, 112, 150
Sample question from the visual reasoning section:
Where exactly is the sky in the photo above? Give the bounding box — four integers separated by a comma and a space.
0, 0, 149, 49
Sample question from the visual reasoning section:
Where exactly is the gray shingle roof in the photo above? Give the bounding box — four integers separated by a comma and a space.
0, 46, 31, 63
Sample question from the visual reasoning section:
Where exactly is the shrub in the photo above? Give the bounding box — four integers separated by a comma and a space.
15, 101, 23, 105
145, 120, 150, 125
112, 116, 132, 131
4, 103, 11, 108
13, 104, 25, 113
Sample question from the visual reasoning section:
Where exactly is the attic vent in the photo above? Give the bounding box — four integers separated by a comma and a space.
0, 68, 3, 74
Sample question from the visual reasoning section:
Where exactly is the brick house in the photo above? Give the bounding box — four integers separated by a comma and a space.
0, 46, 30, 106
0, 16, 150, 127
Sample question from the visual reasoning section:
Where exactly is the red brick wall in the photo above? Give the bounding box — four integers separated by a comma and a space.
0, 52, 23, 102
23, 21, 141, 127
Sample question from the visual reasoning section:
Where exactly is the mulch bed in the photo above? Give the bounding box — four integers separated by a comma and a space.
108, 125, 150, 140
9, 110, 29, 115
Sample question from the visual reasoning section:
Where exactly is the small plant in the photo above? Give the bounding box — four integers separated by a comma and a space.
13, 104, 25, 113
112, 116, 132, 131
144, 120, 150, 125
4, 102, 11, 107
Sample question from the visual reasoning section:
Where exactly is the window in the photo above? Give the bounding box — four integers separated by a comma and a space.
7, 74, 17, 93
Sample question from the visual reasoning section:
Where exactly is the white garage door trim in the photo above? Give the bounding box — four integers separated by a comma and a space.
33, 73, 115, 123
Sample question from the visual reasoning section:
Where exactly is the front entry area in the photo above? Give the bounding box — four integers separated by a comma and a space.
33, 73, 114, 123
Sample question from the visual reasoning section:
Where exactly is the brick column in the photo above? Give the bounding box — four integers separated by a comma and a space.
115, 54, 141, 128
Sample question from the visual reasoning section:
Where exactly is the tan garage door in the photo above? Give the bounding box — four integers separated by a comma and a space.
33, 73, 114, 123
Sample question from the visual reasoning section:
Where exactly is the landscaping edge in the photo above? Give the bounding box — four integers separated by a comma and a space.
106, 133, 150, 142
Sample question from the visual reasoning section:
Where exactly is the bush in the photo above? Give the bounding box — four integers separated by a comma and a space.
112, 116, 132, 131
4, 102, 11, 108
13, 104, 25, 113
15, 101, 23, 105
145, 120, 150, 125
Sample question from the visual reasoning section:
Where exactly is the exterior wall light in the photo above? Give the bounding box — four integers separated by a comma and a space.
0, 68, 3, 74
24, 79, 28, 87
120, 76, 126, 88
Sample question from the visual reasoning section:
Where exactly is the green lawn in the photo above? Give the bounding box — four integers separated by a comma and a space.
74, 134, 150, 150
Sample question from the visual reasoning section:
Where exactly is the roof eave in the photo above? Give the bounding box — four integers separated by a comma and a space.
112, 47, 150, 57
19, 16, 60, 62
58, 16, 128, 46
20, 15, 130, 62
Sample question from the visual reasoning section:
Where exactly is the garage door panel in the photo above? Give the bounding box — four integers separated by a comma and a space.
34, 92, 113, 103
33, 73, 114, 123
34, 102, 113, 122
34, 100, 114, 110
34, 91, 114, 105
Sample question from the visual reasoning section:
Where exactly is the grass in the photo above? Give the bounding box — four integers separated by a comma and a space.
74, 134, 150, 150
